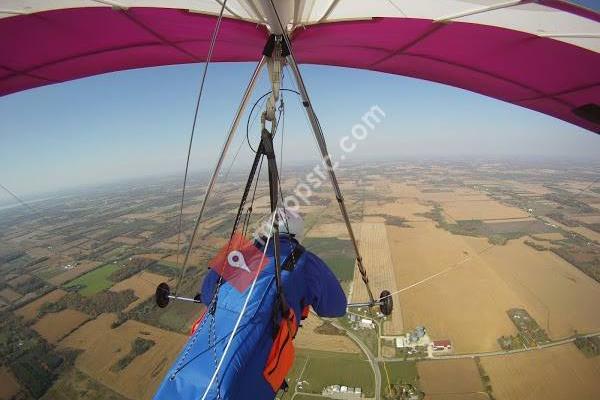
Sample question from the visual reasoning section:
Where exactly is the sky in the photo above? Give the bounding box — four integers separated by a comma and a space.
1, 58, 599, 202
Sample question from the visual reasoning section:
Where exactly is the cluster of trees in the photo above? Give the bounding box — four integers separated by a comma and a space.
39, 290, 137, 318
574, 336, 600, 358
0, 248, 26, 264
110, 337, 155, 372
0, 311, 77, 399
12, 275, 47, 296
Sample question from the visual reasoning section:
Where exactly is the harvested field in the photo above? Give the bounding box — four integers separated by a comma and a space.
32, 309, 89, 344
424, 395, 489, 400
390, 218, 600, 351
481, 219, 554, 235
133, 253, 167, 261
388, 222, 519, 353
382, 182, 423, 199
0, 287, 22, 302
531, 232, 564, 241
441, 200, 529, 221
41, 368, 126, 400
364, 200, 431, 222
26, 246, 53, 258
419, 189, 489, 203
418, 358, 484, 396
151, 234, 187, 251
510, 182, 552, 195
480, 239, 600, 339
110, 271, 171, 312
295, 313, 360, 354
48, 260, 101, 285
15, 289, 67, 321
60, 313, 187, 400
570, 214, 600, 225
306, 223, 349, 239
569, 226, 600, 243
112, 236, 143, 245
481, 343, 600, 400
0, 367, 20, 400
352, 222, 403, 335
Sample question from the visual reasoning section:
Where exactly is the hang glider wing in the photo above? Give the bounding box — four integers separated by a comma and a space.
1, 0, 599, 131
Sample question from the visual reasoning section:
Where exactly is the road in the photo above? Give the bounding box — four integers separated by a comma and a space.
377, 331, 600, 362
331, 320, 382, 400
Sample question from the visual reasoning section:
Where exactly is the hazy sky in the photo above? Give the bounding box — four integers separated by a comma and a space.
1, 59, 599, 201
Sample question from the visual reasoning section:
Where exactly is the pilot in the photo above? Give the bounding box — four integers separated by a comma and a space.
154, 207, 347, 400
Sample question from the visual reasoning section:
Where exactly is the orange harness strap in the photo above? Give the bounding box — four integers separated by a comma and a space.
301, 304, 310, 320
263, 309, 298, 392
189, 309, 207, 336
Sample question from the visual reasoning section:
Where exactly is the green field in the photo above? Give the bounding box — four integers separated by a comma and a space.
292, 349, 374, 397
303, 238, 355, 281
64, 264, 119, 296
380, 361, 418, 386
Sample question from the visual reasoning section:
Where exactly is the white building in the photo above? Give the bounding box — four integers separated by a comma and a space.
323, 385, 362, 399
359, 318, 374, 329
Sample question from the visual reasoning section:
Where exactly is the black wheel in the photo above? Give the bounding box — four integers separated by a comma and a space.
155, 282, 171, 308
379, 290, 393, 316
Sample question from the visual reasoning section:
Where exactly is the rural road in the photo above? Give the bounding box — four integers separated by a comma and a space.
331, 320, 382, 400
377, 331, 600, 362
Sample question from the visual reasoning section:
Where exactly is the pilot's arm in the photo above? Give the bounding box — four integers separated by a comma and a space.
302, 252, 347, 317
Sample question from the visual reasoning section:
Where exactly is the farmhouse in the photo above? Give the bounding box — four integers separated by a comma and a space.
432, 339, 453, 353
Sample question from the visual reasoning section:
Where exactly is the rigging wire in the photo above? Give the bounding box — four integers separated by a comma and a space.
378, 244, 494, 302
173, 0, 229, 296
0, 183, 45, 218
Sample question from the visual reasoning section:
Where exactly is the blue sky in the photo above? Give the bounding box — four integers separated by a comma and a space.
1, 60, 599, 201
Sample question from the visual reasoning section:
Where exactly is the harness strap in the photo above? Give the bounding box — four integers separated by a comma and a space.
263, 308, 297, 392
282, 243, 304, 271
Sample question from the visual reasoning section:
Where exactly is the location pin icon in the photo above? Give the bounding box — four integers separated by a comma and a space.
227, 250, 251, 272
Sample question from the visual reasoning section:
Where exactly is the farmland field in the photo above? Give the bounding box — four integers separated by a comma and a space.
2, 160, 599, 400
440, 199, 529, 221
15, 289, 67, 321
388, 221, 518, 353
32, 309, 89, 344
481, 343, 600, 400
47, 260, 102, 285
109, 271, 171, 312
42, 368, 126, 400
0, 287, 22, 302
60, 313, 187, 399
295, 349, 375, 397
424, 394, 489, 400
294, 313, 360, 354
480, 239, 600, 339
418, 359, 484, 396
0, 366, 21, 400
352, 222, 403, 335
64, 263, 119, 296
111, 236, 143, 245
387, 210, 600, 352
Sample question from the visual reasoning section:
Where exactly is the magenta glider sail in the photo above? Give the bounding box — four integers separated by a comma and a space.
1, 1, 598, 132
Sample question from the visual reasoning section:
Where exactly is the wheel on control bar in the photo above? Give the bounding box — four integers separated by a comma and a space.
156, 282, 171, 308
379, 290, 393, 316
